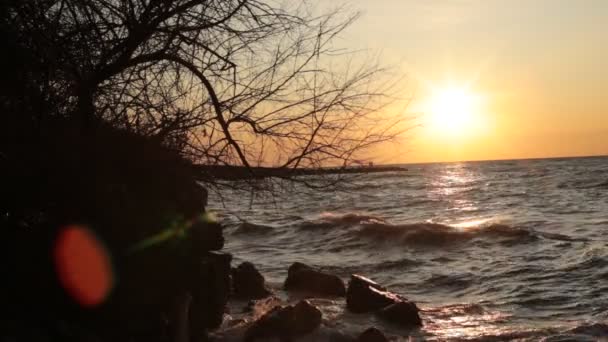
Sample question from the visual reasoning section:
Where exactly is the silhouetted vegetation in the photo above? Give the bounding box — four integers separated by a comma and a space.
1, 0, 399, 340
2, 0, 398, 167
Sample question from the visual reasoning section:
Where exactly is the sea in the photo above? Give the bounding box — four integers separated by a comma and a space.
209, 156, 608, 341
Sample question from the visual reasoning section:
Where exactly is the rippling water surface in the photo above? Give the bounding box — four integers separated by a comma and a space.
210, 156, 608, 341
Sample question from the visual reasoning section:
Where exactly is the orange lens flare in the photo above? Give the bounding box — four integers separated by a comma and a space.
53, 225, 114, 307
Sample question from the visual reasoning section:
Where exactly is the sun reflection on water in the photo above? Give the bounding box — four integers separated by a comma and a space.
452, 217, 494, 230
429, 165, 480, 197
423, 304, 512, 340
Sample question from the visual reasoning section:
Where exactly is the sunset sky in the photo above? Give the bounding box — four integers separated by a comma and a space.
343, 0, 608, 163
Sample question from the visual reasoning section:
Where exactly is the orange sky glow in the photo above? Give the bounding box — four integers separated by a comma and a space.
339, 0, 608, 164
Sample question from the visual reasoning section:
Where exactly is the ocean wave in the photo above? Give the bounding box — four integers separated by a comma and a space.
318, 258, 424, 276
496, 191, 529, 199
232, 221, 275, 235
295, 213, 548, 247
595, 180, 608, 188
561, 255, 608, 273
357, 222, 472, 246
557, 179, 608, 190
424, 303, 487, 317
494, 265, 551, 280
402, 198, 441, 207
512, 295, 577, 308
356, 221, 537, 246
425, 273, 476, 291
341, 182, 384, 192
318, 212, 387, 224
536, 231, 585, 242
563, 323, 608, 338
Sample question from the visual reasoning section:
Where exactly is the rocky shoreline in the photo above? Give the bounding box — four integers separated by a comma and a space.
123, 207, 425, 342
205, 261, 422, 341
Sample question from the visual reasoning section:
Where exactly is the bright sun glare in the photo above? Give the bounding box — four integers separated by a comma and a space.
427, 86, 481, 136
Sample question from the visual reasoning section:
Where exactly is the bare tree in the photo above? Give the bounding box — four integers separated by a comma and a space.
1, 3, 412, 337
7, 0, 404, 176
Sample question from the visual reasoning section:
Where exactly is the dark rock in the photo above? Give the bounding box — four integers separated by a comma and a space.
376, 301, 422, 327
346, 275, 401, 313
291, 300, 323, 335
99, 232, 230, 341
232, 262, 272, 299
188, 251, 232, 335
321, 329, 357, 342
357, 327, 388, 342
244, 306, 284, 341
190, 221, 224, 253
284, 262, 346, 297
244, 300, 322, 341
346, 275, 422, 327
245, 296, 282, 314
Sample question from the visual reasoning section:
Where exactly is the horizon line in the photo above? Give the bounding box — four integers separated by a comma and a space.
387, 153, 608, 166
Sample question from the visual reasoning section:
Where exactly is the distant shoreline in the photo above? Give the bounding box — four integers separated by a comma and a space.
195, 154, 608, 180
195, 165, 408, 180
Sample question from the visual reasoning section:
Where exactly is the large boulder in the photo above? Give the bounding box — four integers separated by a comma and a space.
244, 300, 322, 341
346, 275, 401, 313
357, 327, 389, 342
232, 262, 272, 299
376, 301, 422, 327
284, 262, 346, 297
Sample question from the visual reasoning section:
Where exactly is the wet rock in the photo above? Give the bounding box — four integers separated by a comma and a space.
346, 275, 401, 313
376, 301, 422, 327
310, 327, 356, 342
245, 296, 282, 314
284, 262, 346, 297
244, 300, 322, 341
232, 262, 272, 299
290, 300, 324, 335
357, 327, 388, 342
244, 305, 285, 341
346, 275, 422, 327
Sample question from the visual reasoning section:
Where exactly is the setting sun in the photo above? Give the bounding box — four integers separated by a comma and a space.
426, 86, 482, 137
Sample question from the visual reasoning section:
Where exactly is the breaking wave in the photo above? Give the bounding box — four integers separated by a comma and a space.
296, 212, 551, 247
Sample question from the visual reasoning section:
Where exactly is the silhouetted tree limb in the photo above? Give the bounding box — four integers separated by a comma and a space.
3, 0, 407, 188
